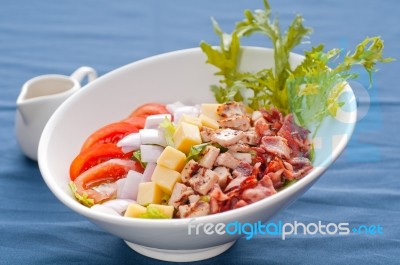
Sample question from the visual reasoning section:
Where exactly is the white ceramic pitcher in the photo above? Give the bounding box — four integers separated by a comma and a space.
15, 66, 97, 161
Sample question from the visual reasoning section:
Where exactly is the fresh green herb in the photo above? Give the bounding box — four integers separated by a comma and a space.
286, 38, 393, 131
201, 0, 392, 132
159, 117, 175, 146
132, 150, 147, 168
69, 181, 94, 207
139, 205, 169, 219
186, 143, 210, 161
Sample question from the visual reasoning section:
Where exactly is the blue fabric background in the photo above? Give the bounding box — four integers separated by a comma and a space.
1, 0, 399, 264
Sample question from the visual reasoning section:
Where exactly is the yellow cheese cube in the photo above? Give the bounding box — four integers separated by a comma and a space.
173, 122, 202, 154
179, 114, 203, 128
157, 146, 187, 172
151, 164, 182, 194
137, 182, 163, 206
200, 103, 221, 121
199, 114, 220, 130
124, 203, 147, 218
148, 204, 174, 219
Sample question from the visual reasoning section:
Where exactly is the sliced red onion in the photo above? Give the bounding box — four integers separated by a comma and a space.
142, 162, 156, 182
119, 170, 143, 200
102, 199, 135, 215
117, 133, 141, 153
145, 114, 172, 129
91, 204, 120, 216
140, 145, 164, 163
139, 129, 167, 147
116, 178, 126, 198
166, 101, 185, 114
173, 106, 200, 123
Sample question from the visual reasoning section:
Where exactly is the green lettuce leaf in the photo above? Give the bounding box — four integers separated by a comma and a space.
286, 38, 394, 131
186, 143, 210, 161
201, 0, 392, 133
139, 205, 169, 219
69, 181, 94, 207
132, 150, 147, 168
159, 117, 176, 146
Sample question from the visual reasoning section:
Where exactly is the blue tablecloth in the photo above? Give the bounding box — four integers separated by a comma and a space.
1, 0, 399, 264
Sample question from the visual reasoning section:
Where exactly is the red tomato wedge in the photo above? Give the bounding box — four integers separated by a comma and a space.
122, 116, 146, 128
72, 159, 143, 205
129, 103, 169, 119
70, 143, 132, 181
81, 121, 142, 152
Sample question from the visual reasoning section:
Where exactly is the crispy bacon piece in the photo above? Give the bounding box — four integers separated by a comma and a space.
277, 114, 311, 157
260, 108, 283, 131
261, 136, 291, 159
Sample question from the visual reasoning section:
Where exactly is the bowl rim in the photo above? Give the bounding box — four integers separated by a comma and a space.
38, 46, 357, 227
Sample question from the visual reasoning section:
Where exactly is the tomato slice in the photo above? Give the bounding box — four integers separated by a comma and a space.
129, 103, 169, 119
70, 143, 132, 181
72, 159, 143, 205
122, 116, 146, 128
81, 121, 142, 152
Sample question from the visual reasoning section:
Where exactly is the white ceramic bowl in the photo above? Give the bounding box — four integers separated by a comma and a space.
38, 47, 356, 262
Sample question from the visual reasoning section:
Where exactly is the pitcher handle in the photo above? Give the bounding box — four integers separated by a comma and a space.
70, 66, 97, 84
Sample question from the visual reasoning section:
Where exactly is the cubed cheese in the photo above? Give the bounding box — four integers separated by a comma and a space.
200, 103, 221, 121
148, 204, 174, 219
173, 122, 202, 154
199, 114, 219, 130
124, 203, 147, 218
157, 146, 187, 171
179, 114, 202, 128
137, 182, 163, 205
151, 165, 182, 194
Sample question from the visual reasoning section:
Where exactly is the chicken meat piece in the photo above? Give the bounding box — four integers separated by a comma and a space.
213, 166, 232, 190
211, 128, 244, 147
188, 194, 200, 204
217, 101, 246, 118
214, 152, 241, 169
200, 126, 215, 142
168, 183, 195, 209
199, 145, 220, 169
181, 160, 201, 184
230, 152, 252, 164
227, 143, 251, 152
240, 130, 259, 145
188, 168, 219, 195
218, 114, 251, 131
178, 201, 210, 218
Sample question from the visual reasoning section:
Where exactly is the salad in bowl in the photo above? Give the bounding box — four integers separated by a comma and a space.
38, 0, 390, 261
69, 100, 313, 219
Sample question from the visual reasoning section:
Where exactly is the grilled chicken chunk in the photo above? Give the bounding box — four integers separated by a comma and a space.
214, 152, 241, 169
178, 201, 210, 218
168, 183, 195, 209
199, 145, 220, 169
188, 168, 219, 195
217, 101, 246, 118
200, 126, 215, 142
219, 114, 251, 131
211, 128, 244, 147
213, 166, 232, 190
181, 160, 201, 184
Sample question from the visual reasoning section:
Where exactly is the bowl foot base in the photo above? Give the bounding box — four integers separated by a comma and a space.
124, 240, 236, 262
